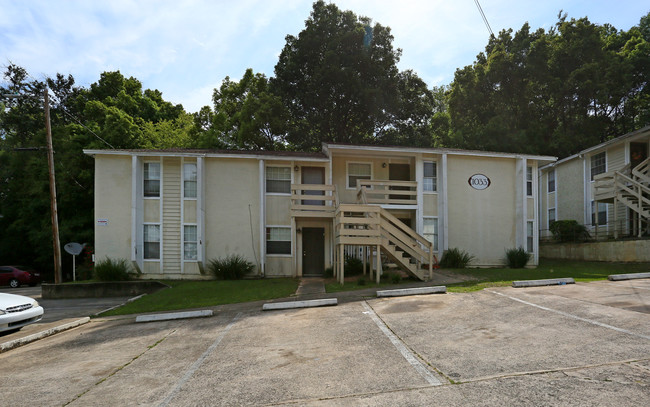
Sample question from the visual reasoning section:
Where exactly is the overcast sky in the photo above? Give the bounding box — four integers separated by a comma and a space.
1, 0, 648, 113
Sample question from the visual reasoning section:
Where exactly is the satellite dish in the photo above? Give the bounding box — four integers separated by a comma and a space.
64, 242, 84, 256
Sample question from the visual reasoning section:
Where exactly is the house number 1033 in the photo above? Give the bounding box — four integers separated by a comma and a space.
468, 174, 491, 190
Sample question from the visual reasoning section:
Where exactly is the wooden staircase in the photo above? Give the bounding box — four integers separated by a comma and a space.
594, 157, 650, 237
332, 190, 436, 284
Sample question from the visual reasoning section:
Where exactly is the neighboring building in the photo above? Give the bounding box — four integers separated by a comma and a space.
539, 125, 650, 240
84, 144, 555, 281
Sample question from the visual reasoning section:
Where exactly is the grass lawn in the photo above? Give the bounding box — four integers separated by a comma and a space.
100, 278, 299, 316
325, 260, 649, 293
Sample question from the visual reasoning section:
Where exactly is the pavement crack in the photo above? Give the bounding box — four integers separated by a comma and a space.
62, 329, 176, 406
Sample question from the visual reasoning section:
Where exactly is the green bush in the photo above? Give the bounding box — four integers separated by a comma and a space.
324, 267, 334, 278
505, 247, 531, 268
356, 277, 367, 286
344, 255, 366, 276
93, 258, 134, 281
550, 220, 590, 242
440, 248, 474, 268
391, 273, 402, 284
208, 255, 255, 280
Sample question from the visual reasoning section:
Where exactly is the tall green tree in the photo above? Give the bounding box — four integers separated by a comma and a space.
272, 0, 402, 150
447, 13, 650, 157
205, 69, 288, 150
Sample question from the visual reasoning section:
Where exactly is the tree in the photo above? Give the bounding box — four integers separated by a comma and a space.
447, 13, 650, 157
272, 0, 401, 150
208, 69, 288, 150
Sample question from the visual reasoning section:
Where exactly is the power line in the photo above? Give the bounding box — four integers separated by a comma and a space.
474, 0, 494, 37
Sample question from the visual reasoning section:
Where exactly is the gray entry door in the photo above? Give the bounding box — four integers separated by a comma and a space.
302, 227, 325, 276
301, 167, 325, 206
389, 163, 411, 200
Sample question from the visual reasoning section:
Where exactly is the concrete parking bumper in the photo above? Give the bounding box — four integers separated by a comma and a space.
376, 286, 446, 297
512, 277, 575, 288
0, 317, 90, 353
608, 272, 650, 281
262, 298, 337, 311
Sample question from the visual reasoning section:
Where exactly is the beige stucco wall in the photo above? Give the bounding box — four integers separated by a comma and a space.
204, 158, 261, 272
94, 155, 132, 263
556, 158, 584, 223
540, 240, 650, 262
446, 155, 518, 266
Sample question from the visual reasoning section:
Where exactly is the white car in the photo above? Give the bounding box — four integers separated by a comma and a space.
0, 293, 44, 333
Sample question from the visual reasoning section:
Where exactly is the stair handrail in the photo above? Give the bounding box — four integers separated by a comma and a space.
379, 208, 433, 259
632, 157, 650, 185
613, 171, 650, 208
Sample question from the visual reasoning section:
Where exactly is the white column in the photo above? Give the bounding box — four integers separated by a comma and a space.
259, 159, 266, 276
415, 154, 424, 235
441, 153, 449, 251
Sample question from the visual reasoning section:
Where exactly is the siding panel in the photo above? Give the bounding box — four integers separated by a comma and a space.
163, 157, 182, 274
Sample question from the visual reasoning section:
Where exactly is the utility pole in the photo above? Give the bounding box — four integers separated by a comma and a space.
43, 89, 62, 284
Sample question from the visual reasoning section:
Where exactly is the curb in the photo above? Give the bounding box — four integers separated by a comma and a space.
0, 317, 90, 354
262, 298, 337, 311
377, 286, 447, 298
608, 272, 650, 281
93, 294, 147, 317
135, 310, 213, 323
513, 278, 575, 288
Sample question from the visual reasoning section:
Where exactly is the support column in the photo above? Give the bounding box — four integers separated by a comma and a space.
339, 244, 345, 284
375, 244, 381, 284
362, 246, 367, 276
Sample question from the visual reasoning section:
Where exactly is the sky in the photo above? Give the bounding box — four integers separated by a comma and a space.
1, 0, 648, 113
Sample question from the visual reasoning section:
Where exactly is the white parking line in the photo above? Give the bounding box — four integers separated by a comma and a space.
158, 312, 242, 407
362, 302, 441, 386
488, 290, 650, 341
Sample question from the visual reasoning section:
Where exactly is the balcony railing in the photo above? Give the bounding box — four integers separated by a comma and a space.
290, 184, 338, 217
356, 180, 417, 205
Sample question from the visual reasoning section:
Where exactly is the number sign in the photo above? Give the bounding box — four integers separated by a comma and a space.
468, 174, 491, 190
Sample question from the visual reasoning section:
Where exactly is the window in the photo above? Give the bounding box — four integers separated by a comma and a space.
266, 227, 291, 255
423, 218, 438, 251
184, 225, 197, 260
526, 221, 534, 253
183, 163, 197, 198
548, 208, 556, 226
144, 163, 160, 197
590, 152, 606, 180
526, 166, 533, 196
144, 224, 160, 259
423, 162, 437, 192
591, 201, 607, 225
548, 169, 555, 193
266, 167, 291, 194
347, 162, 371, 189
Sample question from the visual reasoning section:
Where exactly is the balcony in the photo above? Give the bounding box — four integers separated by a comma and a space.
356, 180, 418, 206
290, 184, 338, 218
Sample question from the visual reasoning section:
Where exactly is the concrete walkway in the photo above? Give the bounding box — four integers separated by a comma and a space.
293, 277, 326, 298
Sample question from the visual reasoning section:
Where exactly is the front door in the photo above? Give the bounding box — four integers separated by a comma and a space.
302, 227, 325, 276
630, 142, 648, 169
301, 167, 325, 206
389, 163, 411, 200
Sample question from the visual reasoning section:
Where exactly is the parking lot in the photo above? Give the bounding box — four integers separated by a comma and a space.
1, 279, 649, 406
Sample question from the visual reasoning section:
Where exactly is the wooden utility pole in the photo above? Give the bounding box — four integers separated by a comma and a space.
44, 89, 62, 284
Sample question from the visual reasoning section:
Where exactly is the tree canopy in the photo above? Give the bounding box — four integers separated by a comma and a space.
446, 12, 650, 157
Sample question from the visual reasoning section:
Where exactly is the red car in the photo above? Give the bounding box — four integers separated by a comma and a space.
0, 266, 42, 288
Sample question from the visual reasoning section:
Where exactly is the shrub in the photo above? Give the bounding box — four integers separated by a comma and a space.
93, 257, 134, 281
550, 220, 590, 242
391, 273, 402, 284
439, 248, 474, 268
344, 255, 365, 276
208, 255, 255, 280
505, 247, 531, 268
324, 267, 334, 278
356, 277, 367, 286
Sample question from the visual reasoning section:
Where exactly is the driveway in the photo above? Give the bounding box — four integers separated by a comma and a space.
0, 279, 649, 406
0, 285, 133, 343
